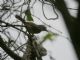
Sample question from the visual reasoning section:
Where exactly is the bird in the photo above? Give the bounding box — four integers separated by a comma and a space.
25, 22, 47, 34
15, 15, 47, 34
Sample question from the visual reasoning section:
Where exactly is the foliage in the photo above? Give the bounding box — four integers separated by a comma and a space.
43, 32, 54, 41
25, 9, 33, 21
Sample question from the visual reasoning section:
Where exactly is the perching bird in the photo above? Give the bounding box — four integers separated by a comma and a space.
15, 15, 47, 34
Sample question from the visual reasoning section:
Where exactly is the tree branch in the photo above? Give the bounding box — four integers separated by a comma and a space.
0, 36, 23, 60
53, 0, 80, 59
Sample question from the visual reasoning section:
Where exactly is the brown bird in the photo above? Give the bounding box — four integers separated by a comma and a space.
15, 15, 47, 34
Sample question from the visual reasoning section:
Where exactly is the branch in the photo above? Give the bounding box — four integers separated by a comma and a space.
53, 0, 80, 59
0, 36, 23, 60
0, 20, 28, 36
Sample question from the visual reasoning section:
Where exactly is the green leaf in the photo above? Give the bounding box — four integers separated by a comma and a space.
25, 9, 33, 21
43, 32, 54, 41
40, 32, 57, 44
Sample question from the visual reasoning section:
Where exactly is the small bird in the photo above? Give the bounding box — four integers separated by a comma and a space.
15, 15, 47, 34
25, 22, 47, 34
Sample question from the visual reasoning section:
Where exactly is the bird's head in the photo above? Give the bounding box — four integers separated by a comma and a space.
38, 25, 47, 31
